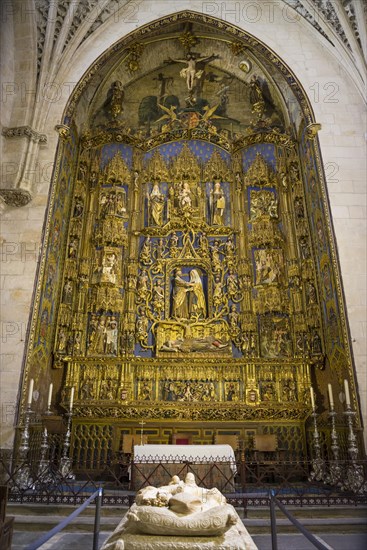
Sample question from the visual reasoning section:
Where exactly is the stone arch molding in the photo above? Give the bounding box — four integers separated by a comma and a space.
2, 7, 320, 207
1, 0, 366, 207
1, 3, 365, 206
20, 9, 361, 442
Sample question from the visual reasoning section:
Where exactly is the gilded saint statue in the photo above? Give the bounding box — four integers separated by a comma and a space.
211, 180, 226, 225
210, 240, 222, 274
108, 81, 124, 119
172, 268, 191, 319
152, 279, 165, 315
105, 316, 118, 355
88, 316, 106, 354
172, 268, 206, 319
140, 237, 152, 265
178, 181, 192, 211
148, 182, 165, 226
101, 252, 118, 284
249, 75, 265, 120
188, 269, 207, 318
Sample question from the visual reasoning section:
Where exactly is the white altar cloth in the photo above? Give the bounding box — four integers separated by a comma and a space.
134, 445, 237, 473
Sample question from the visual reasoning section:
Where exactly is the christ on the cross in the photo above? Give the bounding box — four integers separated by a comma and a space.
170, 52, 218, 91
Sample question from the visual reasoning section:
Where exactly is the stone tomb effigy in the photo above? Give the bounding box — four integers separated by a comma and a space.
101, 473, 257, 550
131, 445, 237, 493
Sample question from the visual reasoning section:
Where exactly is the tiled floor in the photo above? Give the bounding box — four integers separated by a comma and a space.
11, 531, 367, 549
12, 531, 110, 550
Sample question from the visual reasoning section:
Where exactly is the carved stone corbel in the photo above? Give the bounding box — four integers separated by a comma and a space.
55, 124, 71, 141
0, 189, 32, 207
306, 123, 322, 139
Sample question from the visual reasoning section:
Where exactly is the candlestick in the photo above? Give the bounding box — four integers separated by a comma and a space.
344, 406, 358, 460
310, 386, 315, 411
139, 419, 146, 445
308, 410, 325, 482
27, 378, 34, 405
59, 410, 75, 480
344, 379, 351, 407
13, 406, 34, 491
325, 409, 342, 487
328, 383, 334, 409
37, 426, 54, 484
47, 383, 53, 409
343, 404, 366, 493
69, 387, 74, 410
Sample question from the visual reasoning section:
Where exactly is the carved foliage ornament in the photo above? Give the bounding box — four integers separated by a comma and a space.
0, 189, 32, 207
2, 126, 47, 143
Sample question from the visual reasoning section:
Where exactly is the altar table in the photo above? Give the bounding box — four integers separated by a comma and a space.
132, 444, 237, 492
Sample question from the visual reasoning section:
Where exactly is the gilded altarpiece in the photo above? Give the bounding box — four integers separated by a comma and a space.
20, 13, 361, 468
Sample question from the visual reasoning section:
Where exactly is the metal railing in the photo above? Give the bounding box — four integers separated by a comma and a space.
269, 490, 331, 550
1, 452, 366, 507
24, 487, 103, 550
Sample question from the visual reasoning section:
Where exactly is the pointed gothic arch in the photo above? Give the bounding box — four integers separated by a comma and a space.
19, 11, 363, 470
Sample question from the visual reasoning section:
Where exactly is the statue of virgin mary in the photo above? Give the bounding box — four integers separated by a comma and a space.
189, 269, 206, 318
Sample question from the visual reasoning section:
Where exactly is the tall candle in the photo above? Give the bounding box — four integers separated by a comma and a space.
27, 378, 34, 405
328, 383, 334, 409
310, 386, 315, 411
69, 387, 74, 410
344, 379, 351, 407
47, 383, 53, 409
